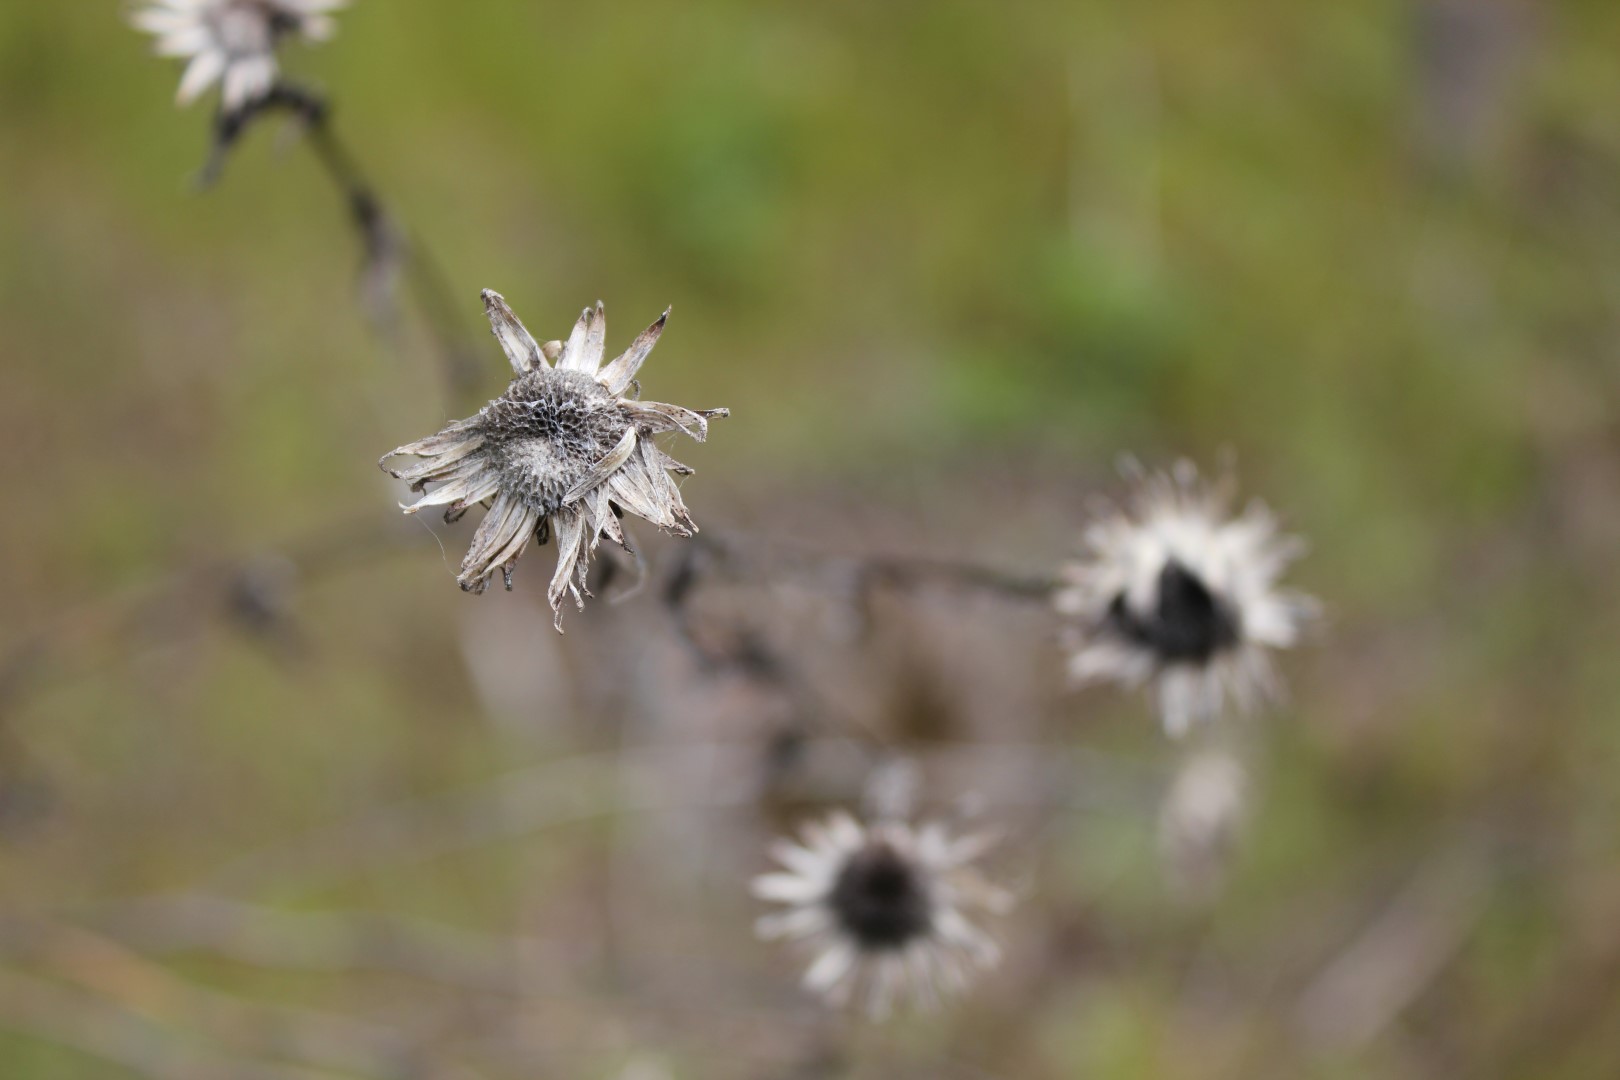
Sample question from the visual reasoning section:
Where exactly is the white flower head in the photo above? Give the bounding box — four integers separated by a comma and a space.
752, 810, 1010, 1019
133, 0, 347, 112
381, 292, 727, 630
1055, 459, 1317, 735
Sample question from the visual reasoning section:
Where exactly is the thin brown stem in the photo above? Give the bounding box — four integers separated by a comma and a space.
198, 84, 482, 405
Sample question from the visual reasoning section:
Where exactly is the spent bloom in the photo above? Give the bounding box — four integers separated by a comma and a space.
133, 0, 346, 112
382, 291, 726, 629
752, 810, 1010, 1018
1055, 460, 1316, 735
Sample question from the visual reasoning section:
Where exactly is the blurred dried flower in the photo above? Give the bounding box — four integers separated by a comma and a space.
1055, 460, 1316, 735
133, 0, 347, 112
1157, 748, 1248, 901
753, 809, 1009, 1018
382, 291, 727, 629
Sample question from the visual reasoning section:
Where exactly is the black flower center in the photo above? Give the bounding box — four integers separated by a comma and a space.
828, 843, 933, 951
239, 0, 300, 37
481, 370, 629, 514
267, 11, 301, 37
1107, 560, 1241, 664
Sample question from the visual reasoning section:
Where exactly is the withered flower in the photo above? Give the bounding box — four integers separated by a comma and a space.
1056, 460, 1316, 734
382, 292, 726, 629
132, 0, 346, 113
753, 810, 1010, 1018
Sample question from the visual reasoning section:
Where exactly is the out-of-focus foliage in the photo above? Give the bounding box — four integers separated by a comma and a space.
0, 1, 1617, 1077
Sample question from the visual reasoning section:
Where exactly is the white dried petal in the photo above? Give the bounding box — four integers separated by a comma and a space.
561, 427, 638, 505
482, 289, 546, 374
597, 308, 668, 395
556, 305, 598, 374
133, 0, 348, 112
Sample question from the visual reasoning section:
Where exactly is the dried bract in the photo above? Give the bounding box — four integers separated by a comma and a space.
753, 810, 1010, 1018
132, 0, 347, 113
382, 292, 727, 629
1055, 460, 1316, 734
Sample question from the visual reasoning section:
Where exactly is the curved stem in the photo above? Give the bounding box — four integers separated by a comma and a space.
198, 85, 482, 406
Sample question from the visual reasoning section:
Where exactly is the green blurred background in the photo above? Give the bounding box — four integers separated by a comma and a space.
1, 1, 1617, 1077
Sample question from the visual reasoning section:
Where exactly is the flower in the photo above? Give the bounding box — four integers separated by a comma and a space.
132, 0, 347, 113
752, 810, 1010, 1018
1055, 460, 1316, 735
381, 291, 727, 630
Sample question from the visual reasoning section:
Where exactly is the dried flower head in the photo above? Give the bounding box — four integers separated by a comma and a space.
382, 292, 727, 629
753, 810, 1010, 1018
133, 0, 346, 112
1055, 460, 1316, 735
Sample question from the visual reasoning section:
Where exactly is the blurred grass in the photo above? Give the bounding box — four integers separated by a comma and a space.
1, 1, 1618, 1077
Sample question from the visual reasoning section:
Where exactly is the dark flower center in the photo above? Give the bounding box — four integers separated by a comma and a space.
1107, 560, 1241, 664
828, 843, 933, 951
267, 11, 302, 37
237, 0, 300, 37
480, 370, 629, 515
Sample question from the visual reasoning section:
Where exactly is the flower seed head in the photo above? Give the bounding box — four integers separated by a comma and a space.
1055, 459, 1317, 735
133, 0, 347, 112
1106, 558, 1243, 664
827, 841, 934, 951
481, 369, 632, 517
753, 810, 1009, 1018
381, 291, 727, 630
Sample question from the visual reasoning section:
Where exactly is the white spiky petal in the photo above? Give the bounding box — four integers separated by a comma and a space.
751, 810, 1010, 1019
1055, 460, 1317, 735
133, 0, 348, 112
381, 292, 726, 630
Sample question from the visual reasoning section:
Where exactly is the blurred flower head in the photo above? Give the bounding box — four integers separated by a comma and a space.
133, 0, 347, 112
382, 291, 727, 629
1055, 460, 1316, 735
752, 809, 1010, 1018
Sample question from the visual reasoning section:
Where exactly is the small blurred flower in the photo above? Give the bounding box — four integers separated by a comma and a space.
382, 291, 727, 629
753, 810, 1009, 1018
1157, 748, 1248, 901
1056, 460, 1316, 735
132, 0, 347, 113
